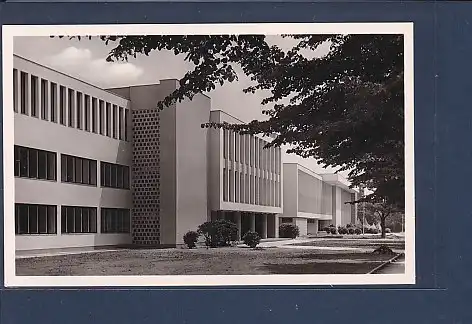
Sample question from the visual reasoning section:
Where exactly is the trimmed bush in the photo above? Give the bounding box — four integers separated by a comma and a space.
183, 231, 199, 249
330, 227, 338, 235
346, 223, 353, 228
385, 228, 392, 234
197, 219, 239, 247
371, 228, 379, 234
348, 227, 355, 235
242, 231, 261, 249
338, 226, 348, 235
279, 223, 300, 238
324, 227, 331, 234
354, 227, 362, 235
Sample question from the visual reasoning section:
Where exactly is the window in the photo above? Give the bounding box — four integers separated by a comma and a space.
99, 100, 104, 135
59, 86, 66, 125
118, 107, 123, 140
31, 75, 38, 117
15, 204, 56, 235
91, 98, 97, 133
235, 170, 239, 202
106, 103, 111, 137
84, 95, 90, 131
20, 72, 28, 114
101, 208, 131, 233
240, 173, 244, 203
41, 79, 48, 120
14, 145, 56, 180
61, 206, 97, 234
100, 162, 130, 189
124, 109, 129, 141
76, 92, 82, 129
281, 217, 293, 224
112, 104, 117, 138
250, 136, 254, 166
50, 83, 57, 122
235, 134, 239, 162
223, 129, 228, 159
61, 154, 97, 186
223, 168, 228, 201
13, 69, 18, 112
68, 89, 74, 127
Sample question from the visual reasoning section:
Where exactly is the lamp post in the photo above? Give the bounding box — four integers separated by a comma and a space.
360, 184, 365, 235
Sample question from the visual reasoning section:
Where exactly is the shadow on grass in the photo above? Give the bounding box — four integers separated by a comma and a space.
264, 262, 382, 274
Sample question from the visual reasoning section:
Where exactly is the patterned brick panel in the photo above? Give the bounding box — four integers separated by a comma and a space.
131, 109, 160, 245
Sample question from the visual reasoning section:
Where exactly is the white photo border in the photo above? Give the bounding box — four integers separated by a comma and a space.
2, 23, 415, 287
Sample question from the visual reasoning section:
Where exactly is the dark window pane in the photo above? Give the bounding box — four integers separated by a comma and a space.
66, 156, 74, 182
28, 149, 38, 178
83, 159, 89, 185
14, 146, 20, 177
124, 109, 129, 141
82, 208, 89, 233
31, 76, 38, 117
123, 167, 129, 189
19, 147, 28, 177
15, 205, 20, 234
90, 209, 97, 233
66, 208, 74, 233
47, 206, 56, 234
112, 105, 117, 138
90, 161, 97, 186
18, 204, 29, 234
38, 151, 47, 179
117, 166, 124, 188
111, 165, 118, 188
75, 158, 82, 183
74, 208, 82, 233
105, 164, 111, 187
47, 152, 56, 180
38, 205, 47, 233
28, 205, 38, 234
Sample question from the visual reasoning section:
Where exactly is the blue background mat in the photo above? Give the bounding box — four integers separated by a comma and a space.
0, 1, 471, 323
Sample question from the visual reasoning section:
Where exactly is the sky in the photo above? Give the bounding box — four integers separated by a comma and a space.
13, 36, 344, 176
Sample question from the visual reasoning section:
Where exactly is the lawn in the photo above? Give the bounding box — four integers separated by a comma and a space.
16, 247, 395, 276
292, 238, 405, 251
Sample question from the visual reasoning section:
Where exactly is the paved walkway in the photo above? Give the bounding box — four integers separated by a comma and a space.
373, 255, 405, 274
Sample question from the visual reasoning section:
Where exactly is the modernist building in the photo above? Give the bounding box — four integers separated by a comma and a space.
281, 163, 358, 236
12, 55, 357, 255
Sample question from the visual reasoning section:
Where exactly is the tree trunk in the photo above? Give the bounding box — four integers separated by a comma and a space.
380, 216, 386, 238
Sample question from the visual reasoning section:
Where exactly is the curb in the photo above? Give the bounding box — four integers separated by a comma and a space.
368, 252, 405, 274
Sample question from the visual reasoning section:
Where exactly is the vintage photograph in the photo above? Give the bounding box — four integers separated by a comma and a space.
2, 23, 414, 286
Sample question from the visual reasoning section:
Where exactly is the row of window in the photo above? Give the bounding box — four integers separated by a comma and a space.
13, 69, 130, 141
223, 129, 281, 174
15, 145, 130, 190
222, 168, 281, 207
15, 203, 131, 235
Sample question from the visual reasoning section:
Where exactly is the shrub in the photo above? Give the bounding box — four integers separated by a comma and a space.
279, 223, 300, 238
338, 226, 348, 235
324, 227, 331, 234
385, 228, 392, 233
346, 223, 353, 228
197, 219, 239, 247
348, 227, 355, 235
183, 231, 199, 249
371, 228, 379, 234
354, 227, 362, 235
330, 227, 338, 235
242, 231, 261, 249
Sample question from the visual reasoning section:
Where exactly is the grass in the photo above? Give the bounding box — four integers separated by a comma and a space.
16, 247, 395, 276
292, 237, 405, 250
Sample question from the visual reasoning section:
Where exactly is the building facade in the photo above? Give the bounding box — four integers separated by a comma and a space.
281, 163, 358, 236
12, 55, 357, 255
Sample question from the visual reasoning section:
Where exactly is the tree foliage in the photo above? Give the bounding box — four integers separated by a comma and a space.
359, 201, 403, 238
64, 34, 404, 207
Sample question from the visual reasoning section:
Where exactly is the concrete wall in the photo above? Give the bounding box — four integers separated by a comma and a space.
175, 93, 211, 244
282, 163, 298, 216
297, 168, 323, 214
